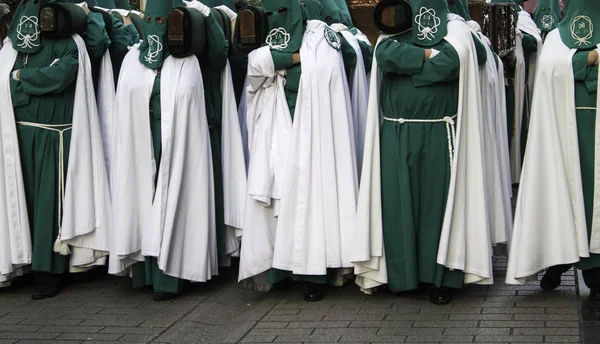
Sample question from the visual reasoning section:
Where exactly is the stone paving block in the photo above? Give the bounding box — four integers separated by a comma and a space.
386, 313, 448, 321
0, 332, 60, 340
0, 318, 25, 325
482, 307, 544, 314
448, 313, 511, 320
98, 308, 159, 316
0, 340, 16, 344
336, 333, 406, 342
118, 334, 156, 342
98, 327, 163, 335
544, 321, 579, 328
413, 320, 479, 328
286, 321, 350, 328
255, 322, 290, 329
39, 325, 104, 333
479, 320, 544, 328
12, 340, 82, 344
240, 334, 277, 343
312, 327, 378, 337
138, 319, 177, 328
0, 325, 42, 332
61, 313, 123, 321
545, 307, 579, 314
349, 320, 413, 328
443, 327, 511, 335
376, 327, 444, 336
79, 319, 144, 327
249, 328, 313, 336
19, 318, 85, 326
474, 335, 543, 342
358, 307, 421, 315
404, 334, 475, 342
81, 301, 141, 309
514, 313, 579, 321
267, 309, 301, 316
3, 311, 64, 319
543, 335, 580, 342
56, 333, 125, 341
512, 327, 580, 335
272, 334, 342, 342
323, 313, 385, 321
274, 301, 335, 309
418, 307, 482, 314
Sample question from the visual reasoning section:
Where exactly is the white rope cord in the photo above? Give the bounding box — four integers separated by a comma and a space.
576, 107, 597, 110
17, 121, 73, 255
383, 115, 457, 173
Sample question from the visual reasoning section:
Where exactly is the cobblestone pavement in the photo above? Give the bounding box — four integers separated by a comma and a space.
0, 256, 582, 344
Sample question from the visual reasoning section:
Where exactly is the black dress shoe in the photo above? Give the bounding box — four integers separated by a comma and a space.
540, 269, 563, 291
272, 278, 296, 290
32, 273, 62, 300
303, 282, 327, 302
153, 291, 177, 302
429, 287, 452, 305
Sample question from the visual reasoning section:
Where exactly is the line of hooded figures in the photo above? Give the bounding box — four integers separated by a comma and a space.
0, 0, 597, 305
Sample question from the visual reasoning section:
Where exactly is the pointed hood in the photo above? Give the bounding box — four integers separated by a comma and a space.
138, 0, 173, 68
534, 0, 560, 33
558, 0, 600, 49
321, 0, 341, 25
302, 0, 323, 21
114, 0, 132, 10
411, 0, 448, 47
263, 0, 305, 53
447, 0, 470, 20
8, 0, 44, 53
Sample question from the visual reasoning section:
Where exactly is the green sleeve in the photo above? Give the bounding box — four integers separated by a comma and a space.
522, 33, 538, 54
412, 42, 460, 87
472, 33, 487, 66
200, 12, 229, 71
340, 35, 357, 80
270, 51, 294, 71
572, 51, 598, 93
85, 12, 111, 62
375, 38, 424, 75
125, 24, 140, 44
19, 39, 79, 96
109, 19, 133, 59
357, 39, 373, 74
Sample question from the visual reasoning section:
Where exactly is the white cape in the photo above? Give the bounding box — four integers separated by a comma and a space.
331, 23, 370, 179
271, 20, 357, 275
109, 47, 217, 282
354, 16, 494, 293
506, 30, 600, 284
0, 35, 112, 282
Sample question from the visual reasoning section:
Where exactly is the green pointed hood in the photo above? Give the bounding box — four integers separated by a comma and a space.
138, 0, 172, 68
263, 0, 305, 53
321, 0, 341, 25
331, 0, 351, 26
411, 0, 448, 47
558, 0, 600, 49
302, 0, 323, 20
8, 0, 44, 53
534, 0, 560, 33
114, 0, 131, 9
447, 0, 470, 20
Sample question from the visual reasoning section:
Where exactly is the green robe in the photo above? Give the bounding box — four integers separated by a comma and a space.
107, 15, 138, 85
82, 12, 111, 90
572, 50, 600, 271
10, 37, 79, 274
199, 13, 229, 265
376, 34, 466, 292
519, 33, 538, 158
130, 74, 185, 295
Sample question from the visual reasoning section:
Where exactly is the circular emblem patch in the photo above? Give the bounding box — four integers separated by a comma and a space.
570, 15, 593, 46
414, 7, 441, 41
541, 15, 554, 30
324, 27, 341, 51
266, 27, 291, 50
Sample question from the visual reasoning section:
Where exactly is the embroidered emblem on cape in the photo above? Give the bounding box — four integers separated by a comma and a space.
414, 7, 441, 41
16, 16, 40, 49
324, 27, 341, 50
145, 35, 163, 63
541, 15, 554, 30
570, 15, 593, 46
266, 27, 291, 50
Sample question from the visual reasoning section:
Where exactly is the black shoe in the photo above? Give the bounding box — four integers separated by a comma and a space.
589, 288, 600, 302
541, 269, 563, 291
303, 283, 327, 302
32, 273, 62, 300
429, 287, 452, 305
71, 267, 106, 283
153, 291, 177, 302
272, 277, 296, 290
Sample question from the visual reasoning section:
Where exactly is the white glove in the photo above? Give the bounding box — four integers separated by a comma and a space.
429, 48, 440, 59
183, 0, 210, 17
11, 70, 19, 81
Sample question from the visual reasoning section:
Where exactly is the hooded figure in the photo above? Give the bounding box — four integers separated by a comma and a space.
109, 0, 217, 301
533, 0, 561, 39
506, 0, 600, 292
489, 0, 542, 184
238, 0, 357, 302
354, 0, 493, 304
0, 0, 112, 297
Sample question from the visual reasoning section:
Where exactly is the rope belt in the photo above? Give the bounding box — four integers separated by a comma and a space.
383, 115, 457, 172
17, 121, 73, 255
576, 107, 597, 111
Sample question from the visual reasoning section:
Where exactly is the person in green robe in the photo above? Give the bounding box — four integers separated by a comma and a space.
129, 0, 187, 302
7, 0, 80, 299
536, 0, 600, 293
375, 0, 486, 305
533, 0, 561, 41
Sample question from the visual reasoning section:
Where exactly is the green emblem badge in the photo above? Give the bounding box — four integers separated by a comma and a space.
324, 27, 341, 50
570, 15, 593, 46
